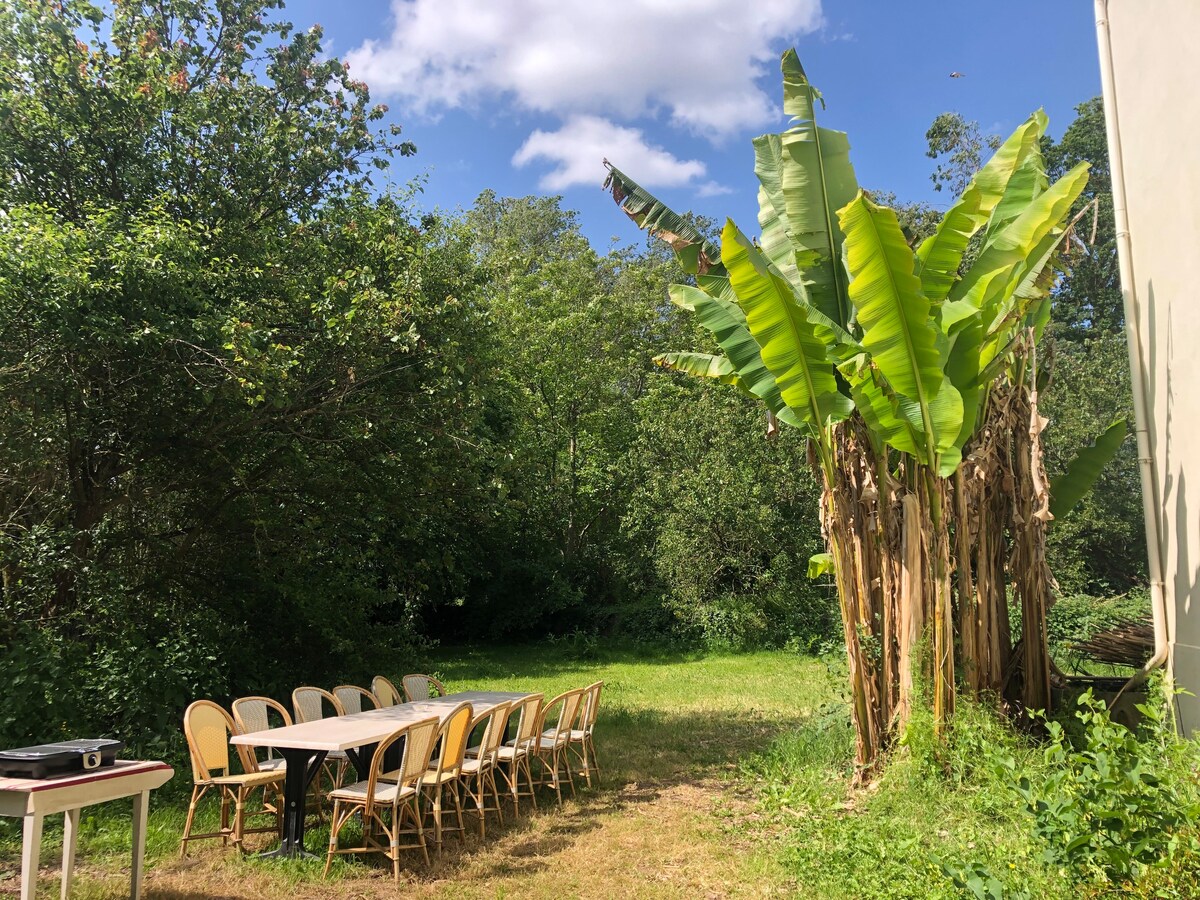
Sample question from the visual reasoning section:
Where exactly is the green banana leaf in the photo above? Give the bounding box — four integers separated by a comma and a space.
753, 133, 801, 286
1050, 419, 1128, 519
778, 49, 859, 329
942, 161, 1090, 329
654, 351, 738, 383
838, 191, 963, 471
668, 283, 801, 429
722, 220, 852, 428
808, 552, 835, 579
915, 111, 1046, 302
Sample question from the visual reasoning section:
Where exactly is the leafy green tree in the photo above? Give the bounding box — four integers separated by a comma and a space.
0, 0, 488, 752
925, 112, 1002, 195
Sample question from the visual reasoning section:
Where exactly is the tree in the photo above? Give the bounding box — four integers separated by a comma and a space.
925, 112, 1002, 195
606, 50, 1095, 773
0, 0, 488, 750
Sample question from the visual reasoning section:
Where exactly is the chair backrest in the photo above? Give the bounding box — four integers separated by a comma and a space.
371, 675, 403, 707
365, 716, 440, 819
427, 701, 473, 783
401, 674, 447, 702
579, 681, 604, 732
469, 701, 512, 766
333, 685, 381, 715
511, 693, 544, 747
232, 696, 293, 735
184, 700, 245, 782
537, 689, 584, 745
292, 686, 345, 723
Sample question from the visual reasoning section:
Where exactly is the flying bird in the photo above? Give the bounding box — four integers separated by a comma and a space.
949, 71, 965, 78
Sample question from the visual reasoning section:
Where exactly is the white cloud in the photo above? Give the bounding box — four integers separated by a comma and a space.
512, 116, 707, 191
346, 0, 824, 137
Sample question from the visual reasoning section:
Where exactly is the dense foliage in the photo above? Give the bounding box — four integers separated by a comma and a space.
0, 0, 831, 756
0, 0, 1144, 765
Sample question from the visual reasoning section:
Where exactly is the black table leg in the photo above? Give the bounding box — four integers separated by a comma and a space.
255, 748, 326, 860
345, 745, 373, 781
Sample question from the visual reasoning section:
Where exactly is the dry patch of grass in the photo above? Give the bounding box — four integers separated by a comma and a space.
1, 646, 830, 899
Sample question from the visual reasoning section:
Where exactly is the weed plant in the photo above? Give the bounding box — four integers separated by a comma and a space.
746, 680, 1200, 899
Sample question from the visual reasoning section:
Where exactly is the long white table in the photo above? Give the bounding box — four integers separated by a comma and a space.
231, 691, 529, 858
0, 759, 174, 900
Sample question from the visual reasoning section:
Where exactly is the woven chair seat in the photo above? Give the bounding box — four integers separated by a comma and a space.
329, 778, 418, 805
209, 770, 284, 788
461, 756, 488, 774
257, 757, 286, 772
535, 734, 567, 750
420, 768, 460, 785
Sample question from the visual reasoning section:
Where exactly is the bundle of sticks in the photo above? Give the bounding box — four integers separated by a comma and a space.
1069, 619, 1154, 667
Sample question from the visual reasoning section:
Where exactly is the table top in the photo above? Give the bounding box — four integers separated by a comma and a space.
0, 760, 173, 795
231, 691, 532, 753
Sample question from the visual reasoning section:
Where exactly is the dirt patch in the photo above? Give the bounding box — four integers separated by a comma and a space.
112, 778, 786, 900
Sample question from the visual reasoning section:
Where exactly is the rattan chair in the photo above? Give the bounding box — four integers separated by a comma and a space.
180, 700, 284, 857
494, 692, 543, 815
401, 673, 447, 702
530, 689, 584, 805
419, 701, 472, 850
333, 684, 381, 715
231, 696, 292, 773
371, 675, 403, 707
459, 701, 511, 838
568, 681, 604, 787
292, 686, 349, 789
322, 716, 440, 881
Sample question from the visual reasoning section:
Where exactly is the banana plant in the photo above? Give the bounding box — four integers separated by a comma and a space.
605, 49, 1097, 769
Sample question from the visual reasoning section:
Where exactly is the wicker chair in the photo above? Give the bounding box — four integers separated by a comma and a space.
401, 674, 448, 702
333, 684, 381, 715
322, 716, 440, 881
494, 692, 543, 815
459, 701, 512, 838
292, 686, 349, 789
568, 681, 604, 787
530, 689, 584, 805
371, 675, 403, 707
231, 696, 292, 773
180, 700, 284, 857
419, 701, 472, 850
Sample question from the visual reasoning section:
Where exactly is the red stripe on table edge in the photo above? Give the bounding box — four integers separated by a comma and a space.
19, 762, 173, 793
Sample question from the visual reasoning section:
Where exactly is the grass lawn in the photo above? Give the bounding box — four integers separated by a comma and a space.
0, 644, 836, 898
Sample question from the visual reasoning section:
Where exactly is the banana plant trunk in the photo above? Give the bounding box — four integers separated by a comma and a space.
819, 359, 1055, 774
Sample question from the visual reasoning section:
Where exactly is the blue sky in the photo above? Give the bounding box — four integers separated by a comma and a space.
278, 0, 1103, 249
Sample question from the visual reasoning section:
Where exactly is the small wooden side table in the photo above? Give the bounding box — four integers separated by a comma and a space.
0, 759, 173, 900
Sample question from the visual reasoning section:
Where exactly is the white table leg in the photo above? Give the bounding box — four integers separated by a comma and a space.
20, 812, 43, 900
131, 789, 150, 900
61, 807, 80, 900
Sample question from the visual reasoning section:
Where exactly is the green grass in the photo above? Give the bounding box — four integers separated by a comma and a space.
10, 642, 1194, 899
0, 643, 836, 898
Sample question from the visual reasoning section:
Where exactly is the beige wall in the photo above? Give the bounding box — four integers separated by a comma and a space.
1105, 0, 1200, 733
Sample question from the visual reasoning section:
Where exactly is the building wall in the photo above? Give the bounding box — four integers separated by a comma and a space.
1105, 0, 1200, 733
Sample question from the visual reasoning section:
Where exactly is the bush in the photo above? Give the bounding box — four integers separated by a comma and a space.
1017, 690, 1200, 884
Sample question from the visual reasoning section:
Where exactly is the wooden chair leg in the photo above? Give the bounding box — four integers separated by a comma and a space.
488, 769, 505, 825
233, 787, 246, 852
523, 755, 538, 810
588, 735, 600, 785
180, 785, 202, 858
451, 781, 466, 839
323, 798, 348, 878
219, 791, 230, 845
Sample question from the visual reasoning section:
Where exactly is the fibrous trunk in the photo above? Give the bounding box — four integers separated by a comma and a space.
817, 354, 1056, 775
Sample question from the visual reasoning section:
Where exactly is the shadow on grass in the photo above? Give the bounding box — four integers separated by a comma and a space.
428, 643, 708, 683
